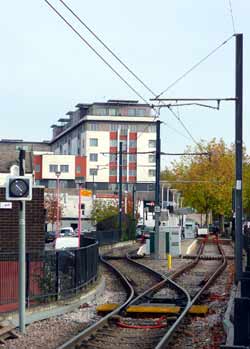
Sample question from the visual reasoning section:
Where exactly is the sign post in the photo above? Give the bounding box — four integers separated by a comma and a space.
5, 150, 32, 333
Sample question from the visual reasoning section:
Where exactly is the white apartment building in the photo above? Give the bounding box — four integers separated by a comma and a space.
50, 100, 157, 192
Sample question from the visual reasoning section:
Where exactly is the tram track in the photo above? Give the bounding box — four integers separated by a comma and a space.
57, 237, 227, 349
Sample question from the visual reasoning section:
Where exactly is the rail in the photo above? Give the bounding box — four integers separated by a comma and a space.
155, 237, 227, 349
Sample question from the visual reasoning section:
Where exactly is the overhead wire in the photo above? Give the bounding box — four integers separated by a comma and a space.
43, 0, 149, 105
45, 0, 197, 145
228, 0, 236, 34
58, 0, 157, 98
156, 35, 234, 99
44, 1, 233, 150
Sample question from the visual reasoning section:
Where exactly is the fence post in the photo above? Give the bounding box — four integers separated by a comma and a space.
25, 252, 30, 308
74, 249, 78, 293
55, 251, 59, 301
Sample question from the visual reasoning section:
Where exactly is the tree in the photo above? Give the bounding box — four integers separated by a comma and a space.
44, 192, 63, 230
161, 139, 235, 229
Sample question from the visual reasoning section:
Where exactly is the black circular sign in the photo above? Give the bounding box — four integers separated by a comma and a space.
9, 179, 29, 197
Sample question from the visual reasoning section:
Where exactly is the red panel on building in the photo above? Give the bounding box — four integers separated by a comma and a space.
129, 132, 137, 140
75, 156, 87, 178
109, 176, 117, 183
120, 135, 127, 141
110, 132, 117, 140
129, 148, 137, 154
129, 163, 136, 170
129, 176, 136, 183
109, 147, 117, 153
33, 155, 42, 180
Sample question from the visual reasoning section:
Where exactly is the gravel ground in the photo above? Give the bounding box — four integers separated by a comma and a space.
169, 261, 234, 349
1, 264, 127, 349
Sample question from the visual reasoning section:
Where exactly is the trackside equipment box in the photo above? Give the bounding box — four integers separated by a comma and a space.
147, 227, 181, 257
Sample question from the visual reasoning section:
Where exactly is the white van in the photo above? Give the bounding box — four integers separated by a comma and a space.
60, 227, 74, 237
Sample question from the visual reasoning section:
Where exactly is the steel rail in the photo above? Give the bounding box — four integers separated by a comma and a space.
155, 239, 227, 349
57, 255, 134, 349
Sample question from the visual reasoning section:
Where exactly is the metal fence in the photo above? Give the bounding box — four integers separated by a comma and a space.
0, 238, 98, 312
82, 230, 122, 246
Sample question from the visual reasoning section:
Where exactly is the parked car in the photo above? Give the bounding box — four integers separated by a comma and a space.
60, 227, 74, 237
45, 231, 56, 243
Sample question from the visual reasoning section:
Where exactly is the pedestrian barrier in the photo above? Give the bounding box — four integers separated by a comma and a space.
0, 238, 99, 312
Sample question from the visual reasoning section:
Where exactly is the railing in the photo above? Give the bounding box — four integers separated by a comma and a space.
82, 230, 122, 246
0, 238, 98, 312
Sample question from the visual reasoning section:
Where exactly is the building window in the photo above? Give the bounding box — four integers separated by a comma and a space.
90, 123, 98, 131
121, 141, 127, 151
128, 108, 136, 116
149, 154, 156, 163
110, 168, 117, 176
129, 154, 136, 162
110, 139, 117, 147
90, 138, 98, 146
90, 153, 98, 162
110, 154, 117, 162
89, 168, 98, 176
122, 168, 127, 176
129, 139, 137, 148
95, 108, 107, 116
149, 140, 156, 148
49, 164, 58, 173
60, 165, 69, 172
109, 108, 119, 116
76, 165, 81, 174
35, 164, 40, 172
129, 169, 136, 176
130, 125, 137, 132
48, 180, 57, 188
148, 169, 156, 177
136, 109, 146, 116
110, 123, 119, 131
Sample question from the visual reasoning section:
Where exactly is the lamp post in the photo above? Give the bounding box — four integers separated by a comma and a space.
75, 178, 85, 248
55, 171, 61, 239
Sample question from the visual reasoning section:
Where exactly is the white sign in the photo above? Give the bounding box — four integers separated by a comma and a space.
0, 202, 12, 209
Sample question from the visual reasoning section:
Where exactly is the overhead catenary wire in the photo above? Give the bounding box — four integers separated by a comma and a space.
156, 35, 234, 99
228, 0, 236, 34
44, 0, 197, 145
58, 0, 157, 98
43, 0, 149, 105
167, 107, 200, 147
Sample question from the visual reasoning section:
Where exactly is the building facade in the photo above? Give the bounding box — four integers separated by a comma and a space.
33, 154, 86, 188
50, 100, 157, 191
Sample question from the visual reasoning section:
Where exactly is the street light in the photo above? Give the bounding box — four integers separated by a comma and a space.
55, 170, 61, 239
75, 177, 85, 248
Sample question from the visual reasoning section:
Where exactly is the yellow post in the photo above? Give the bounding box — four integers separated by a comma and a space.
167, 254, 172, 270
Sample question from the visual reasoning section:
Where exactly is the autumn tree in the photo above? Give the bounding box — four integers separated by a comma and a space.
161, 139, 235, 230
44, 192, 63, 230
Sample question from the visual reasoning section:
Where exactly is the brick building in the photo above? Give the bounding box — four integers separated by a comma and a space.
0, 187, 45, 254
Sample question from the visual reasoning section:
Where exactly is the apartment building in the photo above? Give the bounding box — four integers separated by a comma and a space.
33, 154, 86, 188
50, 100, 157, 191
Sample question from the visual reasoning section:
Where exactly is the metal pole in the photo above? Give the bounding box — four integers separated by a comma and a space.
119, 142, 123, 237
56, 174, 60, 238
154, 120, 161, 259
132, 185, 136, 221
235, 33, 243, 283
78, 183, 81, 247
18, 149, 26, 333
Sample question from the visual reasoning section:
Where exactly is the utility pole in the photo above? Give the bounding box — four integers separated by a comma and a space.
154, 120, 161, 259
234, 33, 243, 284
19, 149, 26, 333
132, 185, 136, 221
119, 142, 123, 238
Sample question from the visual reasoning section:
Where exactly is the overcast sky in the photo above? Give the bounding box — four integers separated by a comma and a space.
1, 1, 249, 168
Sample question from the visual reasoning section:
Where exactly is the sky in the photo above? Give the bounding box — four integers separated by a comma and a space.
1, 0, 250, 169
